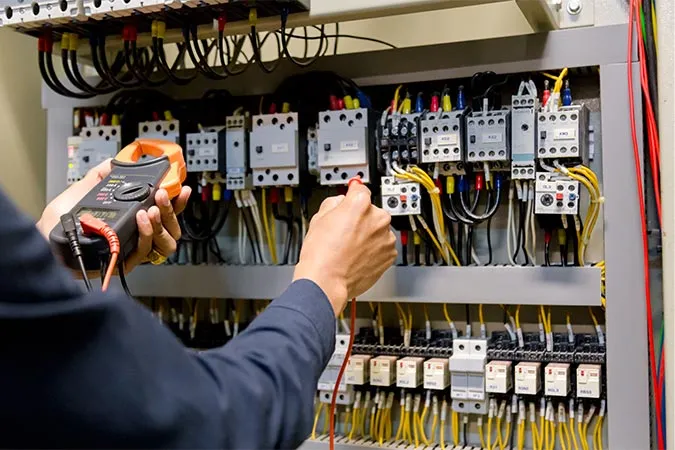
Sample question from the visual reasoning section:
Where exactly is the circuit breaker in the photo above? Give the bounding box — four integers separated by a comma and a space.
515, 361, 542, 395
466, 109, 510, 165
510, 93, 538, 180
1, 0, 80, 27
536, 105, 589, 161
534, 172, 580, 215
68, 125, 121, 184
396, 356, 424, 388
485, 360, 513, 394
424, 358, 450, 390
449, 338, 487, 414
545, 362, 571, 397
225, 115, 251, 190
185, 128, 226, 173
138, 119, 180, 143
317, 108, 373, 185
86, 0, 162, 19
370, 355, 398, 387
345, 354, 371, 385
250, 112, 301, 187
318, 334, 352, 394
419, 110, 466, 164
576, 364, 602, 399
378, 113, 421, 172
380, 176, 421, 216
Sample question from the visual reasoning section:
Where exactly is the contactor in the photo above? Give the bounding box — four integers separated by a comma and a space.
537, 105, 589, 161
535, 172, 580, 215
466, 108, 510, 164
225, 115, 251, 190
185, 127, 226, 173
68, 125, 122, 184
250, 112, 301, 187
419, 110, 466, 164
138, 119, 180, 143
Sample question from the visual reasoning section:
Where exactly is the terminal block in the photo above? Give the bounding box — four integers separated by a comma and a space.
377, 113, 421, 173
318, 388, 354, 406
537, 105, 589, 161
185, 127, 226, 173
380, 176, 421, 216
449, 338, 487, 414
419, 110, 466, 164
68, 125, 121, 184
225, 115, 251, 190
466, 108, 511, 165
534, 172, 580, 215
317, 108, 374, 185
250, 112, 301, 187
510, 93, 538, 180
138, 119, 180, 143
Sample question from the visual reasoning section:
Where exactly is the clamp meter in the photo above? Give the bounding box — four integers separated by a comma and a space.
50, 139, 187, 271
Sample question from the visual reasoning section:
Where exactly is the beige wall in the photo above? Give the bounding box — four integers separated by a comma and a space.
0, 29, 46, 219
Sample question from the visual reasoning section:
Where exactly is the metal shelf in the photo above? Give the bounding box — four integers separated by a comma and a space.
127, 265, 601, 306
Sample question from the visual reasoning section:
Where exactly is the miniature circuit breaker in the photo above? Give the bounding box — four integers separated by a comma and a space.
225, 115, 251, 190
68, 126, 121, 185
545, 362, 571, 397
185, 128, 226, 173
86, 0, 163, 19
345, 354, 372, 385
536, 105, 589, 161
380, 176, 421, 216
317, 108, 373, 185
419, 110, 466, 164
424, 358, 450, 390
576, 364, 602, 399
485, 360, 513, 394
515, 361, 542, 395
396, 356, 424, 388
138, 119, 180, 143
317, 334, 353, 404
449, 338, 487, 414
377, 113, 421, 172
466, 108, 511, 165
510, 87, 538, 180
534, 172, 580, 215
1, 0, 80, 28
370, 355, 398, 387
250, 113, 301, 187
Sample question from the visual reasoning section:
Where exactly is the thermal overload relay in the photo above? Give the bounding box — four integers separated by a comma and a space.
381, 176, 421, 216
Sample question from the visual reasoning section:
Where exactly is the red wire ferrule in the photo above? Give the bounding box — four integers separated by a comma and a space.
475, 174, 484, 191
430, 95, 440, 113
400, 230, 409, 246
268, 103, 277, 114
217, 15, 226, 32
269, 187, 280, 204
336, 98, 345, 110
202, 184, 211, 203
329, 95, 338, 111
434, 178, 443, 195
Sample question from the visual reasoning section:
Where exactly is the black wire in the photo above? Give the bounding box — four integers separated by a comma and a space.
282, 27, 397, 49
466, 226, 473, 265
95, 35, 141, 89
76, 255, 92, 292
217, 31, 252, 76
485, 218, 493, 265
154, 37, 196, 85
241, 207, 261, 264
118, 258, 132, 297
457, 223, 465, 265
65, 48, 117, 95
414, 244, 421, 266
401, 238, 408, 266
249, 26, 282, 74
41, 50, 93, 99
462, 422, 468, 446
465, 305, 471, 335
519, 201, 529, 265
279, 17, 327, 67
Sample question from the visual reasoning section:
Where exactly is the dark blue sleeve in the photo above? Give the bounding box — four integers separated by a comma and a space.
0, 189, 335, 449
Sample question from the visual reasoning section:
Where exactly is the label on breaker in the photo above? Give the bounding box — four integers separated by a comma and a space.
437, 134, 458, 146
340, 140, 359, 151
199, 148, 216, 157
271, 143, 289, 153
482, 133, 503, 143
553, 128, 577, 140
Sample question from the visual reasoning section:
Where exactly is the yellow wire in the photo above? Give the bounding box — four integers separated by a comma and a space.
549, 421, 557, 450
440, 419, 446, 450
503, 420, 512, 450
369, 409, 377, 440
395, 302, 408, 330
443, 304, 453, 328
452, 411, 460, 446
515, 304, 522, 329
404, 410, 412, 444
479, 422, 486, 450
407, 304, 413, 332
395, 404, 405, 441
487, 416, 493, 450
495, 417, 503, 450
543, 418, 549, 450
392, 85, 403, 112
430, 415, 438, 444
588, 307, 600, 328
423, 304, 430, 324
563, 420, 572, 450
559, 421, 567, 450
261, 188, 278, 264
517, 422, 525, 450
413, 412, 420, 448
419, 406, 430, 445
595, 417, 604, 450
378, 407, 386, 446
570, 418, 580, 450
539, 414, 545, 450
349, 407, 359, 440
312, 403, 324, 439
479, 304, 485, 330
578, 422, 587, 450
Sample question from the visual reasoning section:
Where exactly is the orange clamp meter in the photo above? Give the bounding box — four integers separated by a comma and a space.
50, 139, 187, 270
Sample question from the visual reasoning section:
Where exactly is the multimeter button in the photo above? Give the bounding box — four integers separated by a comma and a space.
113, 182, 151, 202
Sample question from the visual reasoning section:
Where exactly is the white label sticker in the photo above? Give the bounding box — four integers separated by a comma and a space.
437, 134, 458, 146
272, 143, 289, 153
482, 133, 503, 143
340, 140, 359, 151
199, 148, 216, 157
553, 128, 577, 140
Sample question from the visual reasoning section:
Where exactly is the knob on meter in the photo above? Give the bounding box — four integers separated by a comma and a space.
49, 139, 187, 270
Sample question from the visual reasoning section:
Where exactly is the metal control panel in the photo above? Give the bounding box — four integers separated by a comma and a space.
68, 125, 121, 184
250, 112, 300, 187
537, 105, 588, 161
419, 110, 466, 164
466, 109, 510, 164
534, 172, 580, 215
225, 115, 251, 190
381, 176, 421, 216
510, 93, 538, 180
185, 127, 226, 173
138, 120, 180, 143
317, 108, 371, 185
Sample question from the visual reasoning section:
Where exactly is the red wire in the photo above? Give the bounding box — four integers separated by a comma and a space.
627, 4, 664, 448
329, 298, 356, 450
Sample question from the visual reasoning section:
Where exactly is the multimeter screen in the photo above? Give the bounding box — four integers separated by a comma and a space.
76, 207, 120, 221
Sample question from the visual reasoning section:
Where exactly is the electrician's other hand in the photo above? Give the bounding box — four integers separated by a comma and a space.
293, 182, 396, 316
36, 159, 191, 272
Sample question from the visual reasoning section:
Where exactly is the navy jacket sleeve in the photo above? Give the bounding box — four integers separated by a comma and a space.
0, 188, 336, 449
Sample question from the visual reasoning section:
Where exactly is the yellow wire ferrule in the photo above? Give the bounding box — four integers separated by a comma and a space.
157, 21, 167, 39
61, 33, 70, 51
68, 33, 79, 51
151, 21, 158, 38
164, 110, 174, 121
248, 7, 258, 25
284, 186, 293, 203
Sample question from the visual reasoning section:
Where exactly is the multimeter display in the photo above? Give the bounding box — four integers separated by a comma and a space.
76, 207, 120, 221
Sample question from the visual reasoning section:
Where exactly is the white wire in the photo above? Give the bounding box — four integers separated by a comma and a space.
529, 181, 537, 265
471, 245, 481, 266
524, 196, 535, 265
249, 199, 270, 264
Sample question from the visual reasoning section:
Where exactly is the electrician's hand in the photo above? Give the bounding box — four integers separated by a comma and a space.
36, 159, 191, 272
293, 182, 396, 316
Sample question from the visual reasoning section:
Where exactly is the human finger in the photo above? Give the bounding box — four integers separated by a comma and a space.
172, 186, 192, 215
148, 206, 177, 256
154, 189, 181, 240
125, 210, 154, 270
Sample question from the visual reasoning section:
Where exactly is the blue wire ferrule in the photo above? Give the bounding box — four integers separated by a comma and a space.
415, 93, 424, 113
495, 174, 502, 190
458, 176, 468, 193
356, 90, 372, 109
562, 87, 572, 106
456, 86, 466, 110
223, 189, 233, 202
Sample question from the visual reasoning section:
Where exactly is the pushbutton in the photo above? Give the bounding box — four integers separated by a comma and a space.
113, 182, 151, 202
555, 193, 564, 200
82, 156, 90, 163
187, 149, 195, 156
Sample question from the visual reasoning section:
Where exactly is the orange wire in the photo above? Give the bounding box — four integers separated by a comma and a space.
102, 253, 118, 292
330, 298, 356, 450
